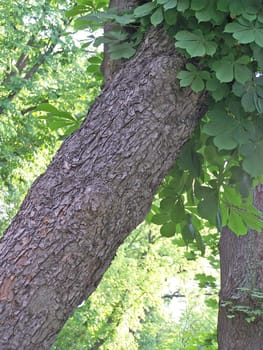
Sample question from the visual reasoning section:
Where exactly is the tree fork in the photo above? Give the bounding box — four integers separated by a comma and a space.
0, 21, 207, 350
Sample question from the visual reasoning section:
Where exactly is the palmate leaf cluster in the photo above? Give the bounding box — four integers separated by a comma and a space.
60, 0, 263, 253
140, 0, 263, 251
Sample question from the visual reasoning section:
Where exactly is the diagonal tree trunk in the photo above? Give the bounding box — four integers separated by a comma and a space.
218, 185, 263, 349
0, 23, 207, 349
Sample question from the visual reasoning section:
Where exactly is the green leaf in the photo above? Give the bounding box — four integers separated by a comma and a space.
240, 143, 263, 177
170, 198, 186, 223
178, 141, 203, 176
203, 107, 238, 149
65, 5, 88, 18
181, 224, 194, 244
151, 212, 171, 225
163, 0, 177, 10
212, 58, 234, 82
206, 78, 228, 100
225, 20, 254, 43
242, 210, 263, 232
241, 89, 256, 112
252, 44, 263, 69
197, 198, 218, 225
205, 298, 218, 309
164, 8, 178, 25
105, 30, 128, 41
163, 171, 189, 195
232, 82, 246, 97
39, 114, 78, 131
225, 18, 263, 47
191, 75, 205, 91
113, 14, 136, 25
194, 230, 205, 255
223, 186, 242, 206
88, 56, 102, 64
197, 188, 218, 225
175, 30, 205, 56
74, 14, 102, 30
213, 131, 238, 150
194, 183, 215, 200
235, 55, 251, 65
191, 0, 208, 11
109, 42, 136, 59
175, 30, 216, 57
230, 166, 252, 198
184, 251, 197, 260
35, 103, 58, 113
228, 210, 247, 235
86, 64, 100, 73
217, 0, 229, 12
195, 273, 217, 288
53, 111, 77, 121
234, 64, 252, 84
206, 79, 229, 101
254, 25, 263, 47
177, 67, 208, 92
150, 7, 164, 26
220, 202, 229, 226
160, 222, 176, 237
235, 77, 263, 113
204, 40, 217, 56
134, 2, 156, 17
177, 70, 196, 86
177, 0, 190, 12
160, 197, 175, 211
203, 145, 224, 167
194, 0, 225, 24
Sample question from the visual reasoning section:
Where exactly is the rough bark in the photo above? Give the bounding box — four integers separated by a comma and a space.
218, 185, 263, 349
0, 25, 206, 350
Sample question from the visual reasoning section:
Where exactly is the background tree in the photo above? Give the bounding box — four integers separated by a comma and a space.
52, 224, 218, 350
0, 0, 102, 233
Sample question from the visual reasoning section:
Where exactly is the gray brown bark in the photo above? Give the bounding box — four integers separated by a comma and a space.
0, 25, 206, 349
218, 185, 263, 349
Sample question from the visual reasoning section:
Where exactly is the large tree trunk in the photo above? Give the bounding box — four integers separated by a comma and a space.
218, 185, 263, 349
0, 24, 206, 349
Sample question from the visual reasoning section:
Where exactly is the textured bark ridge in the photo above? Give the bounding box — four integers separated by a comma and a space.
218, 184, 263, 350
0, 26, 206, 349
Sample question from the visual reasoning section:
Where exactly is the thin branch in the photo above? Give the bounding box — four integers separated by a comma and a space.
162, 290, 186, 299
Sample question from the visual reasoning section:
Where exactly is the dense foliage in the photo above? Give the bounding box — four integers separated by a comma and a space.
0, 0, 100, 233
67, 0, 263, 256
